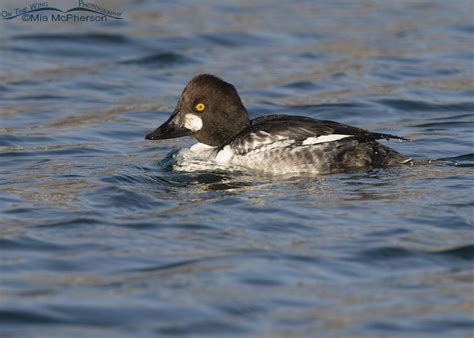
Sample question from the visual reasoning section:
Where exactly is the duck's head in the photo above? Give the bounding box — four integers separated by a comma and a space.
145, 74, 250, 147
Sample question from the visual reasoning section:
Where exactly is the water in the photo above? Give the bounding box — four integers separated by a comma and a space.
1, 0, 473, 337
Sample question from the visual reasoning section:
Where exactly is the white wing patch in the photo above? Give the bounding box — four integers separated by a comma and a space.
301, 134, 352, 145
183, 114, 203, 132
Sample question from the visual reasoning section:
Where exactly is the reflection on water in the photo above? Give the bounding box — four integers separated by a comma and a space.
1, 0, 473, 337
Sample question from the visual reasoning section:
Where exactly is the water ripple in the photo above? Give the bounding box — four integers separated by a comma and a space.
118, 52, 197, 67
1, 1, 473, 337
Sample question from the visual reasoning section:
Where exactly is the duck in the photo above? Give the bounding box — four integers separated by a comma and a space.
145, 74, 413, 175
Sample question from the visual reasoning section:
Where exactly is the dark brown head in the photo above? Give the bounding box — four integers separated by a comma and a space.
145, 74, 250, 147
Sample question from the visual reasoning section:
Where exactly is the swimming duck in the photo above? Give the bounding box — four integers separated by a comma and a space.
145, 74, 412, 175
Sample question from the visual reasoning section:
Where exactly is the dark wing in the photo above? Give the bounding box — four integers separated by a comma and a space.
229, 115, 407, 155
250, 115, 407, 141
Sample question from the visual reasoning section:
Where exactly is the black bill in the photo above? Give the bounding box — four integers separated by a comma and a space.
145, 111, 192, 140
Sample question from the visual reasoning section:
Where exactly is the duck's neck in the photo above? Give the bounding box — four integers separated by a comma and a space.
194, 108, 250, 147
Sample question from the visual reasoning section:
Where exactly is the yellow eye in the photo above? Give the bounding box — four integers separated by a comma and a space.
195, 103, 205, 112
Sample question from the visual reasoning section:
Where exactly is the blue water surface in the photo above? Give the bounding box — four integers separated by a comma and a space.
1, 1, 473, 337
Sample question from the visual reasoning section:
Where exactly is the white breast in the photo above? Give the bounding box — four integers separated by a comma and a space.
214, 145, 235, 163
190, 142, 214, 153
174, 143, 241, 173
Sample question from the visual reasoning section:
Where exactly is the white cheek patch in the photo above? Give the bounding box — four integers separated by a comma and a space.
301, 134, 352, 145
183, 114, 203, 132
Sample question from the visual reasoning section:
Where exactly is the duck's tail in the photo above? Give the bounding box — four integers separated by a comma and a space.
371, 142, 443, 167
400, 158, 439, 166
